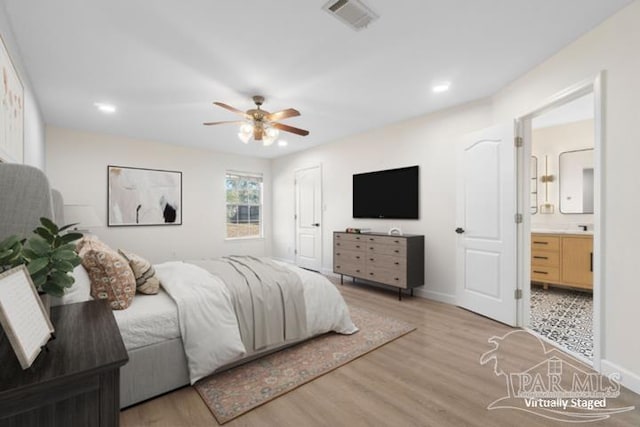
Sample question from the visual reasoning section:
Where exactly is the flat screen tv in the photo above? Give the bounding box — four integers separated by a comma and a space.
353, 166, 419, 219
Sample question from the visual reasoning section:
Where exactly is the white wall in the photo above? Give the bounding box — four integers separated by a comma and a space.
46, 126, 271, 263
0, 3, 45, 169
491, 1, 640, 389
272, 1, 640, 391
531, 120, 594, 229
272, 100, 491, 303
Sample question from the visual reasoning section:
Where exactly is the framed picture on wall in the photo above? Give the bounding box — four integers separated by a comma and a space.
0, 33, 24, 163
107, 165, 182, 226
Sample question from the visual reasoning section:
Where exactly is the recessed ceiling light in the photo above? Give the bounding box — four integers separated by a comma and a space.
94, 102, 116, 114
432, 83, 451, 93
278, 140, 288, 147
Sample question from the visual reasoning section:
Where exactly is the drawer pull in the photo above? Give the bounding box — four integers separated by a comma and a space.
356, 256, 360, 259
370, 247, 374, 250
336, 265, 341, 269
394, 250, 399, 253
369, 272, 374, 276
370, 258, 374, 261
533, 270, 548, 275
533, 241, 548, 245
336, 252, 341, 255
356, 245, 360, 248
336, 243, 341, 246
355, 236, 361, 240
394, 277, 399, 281
356, 269, 361, 273
394, 240, 399, 243
533, 256, 548, 260
369, 238, 374, 241
394, 262, 400, 265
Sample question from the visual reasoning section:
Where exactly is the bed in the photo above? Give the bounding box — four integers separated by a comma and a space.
0, 163, 357, 408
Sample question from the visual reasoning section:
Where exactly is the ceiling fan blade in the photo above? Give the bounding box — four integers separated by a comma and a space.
266, 108, 300, 121
272, 122, 310, 136
213, 102, 250, 118
203, 120, 244, 126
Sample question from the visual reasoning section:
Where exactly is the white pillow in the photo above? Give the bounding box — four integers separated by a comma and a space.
50, 264, 93, 306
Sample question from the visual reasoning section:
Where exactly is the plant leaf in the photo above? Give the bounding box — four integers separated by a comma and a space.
27, 257, 49, 275
22, 248, 39, 260
59, 223, 79, 232
52, 249, 78, 261
40, 217, 59, 234
42, 281, 65, 297
50, 270, 74, 287
34, 227, 55, 244
59, 233, 83, 245
0, 235, 20, 250
32, 272, 47, 287
52, 259, 74, 272
26, 237, 50, 257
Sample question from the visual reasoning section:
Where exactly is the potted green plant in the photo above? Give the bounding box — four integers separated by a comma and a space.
0, 218, 83, 303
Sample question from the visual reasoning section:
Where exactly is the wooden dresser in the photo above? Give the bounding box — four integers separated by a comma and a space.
0, 300, 128, 427
531, 232, 593, 290
333, 232, 424, 300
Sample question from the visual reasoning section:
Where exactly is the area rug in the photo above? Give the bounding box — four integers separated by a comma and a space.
530, 286, 593, 359
194, 306, 415, 424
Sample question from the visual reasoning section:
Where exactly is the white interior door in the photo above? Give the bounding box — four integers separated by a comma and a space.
456, 124, 518, 326
295, 166, 322, 271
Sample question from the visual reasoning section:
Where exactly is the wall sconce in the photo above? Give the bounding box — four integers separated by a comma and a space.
539, 156, 555, 214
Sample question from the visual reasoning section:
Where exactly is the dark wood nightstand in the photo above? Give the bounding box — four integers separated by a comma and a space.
0, 300, 128, 426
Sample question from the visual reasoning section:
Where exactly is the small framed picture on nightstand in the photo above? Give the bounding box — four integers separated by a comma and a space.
0, 265, 54, 369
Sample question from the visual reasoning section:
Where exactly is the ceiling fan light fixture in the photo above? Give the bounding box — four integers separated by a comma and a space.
238, 122, 253, 143
263, 126, 279, 146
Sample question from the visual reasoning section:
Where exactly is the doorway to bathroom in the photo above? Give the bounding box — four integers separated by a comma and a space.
516, 75, 603, 367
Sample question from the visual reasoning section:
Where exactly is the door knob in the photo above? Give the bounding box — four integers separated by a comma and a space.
455, 227, 465, 234
312, 223, 320, 227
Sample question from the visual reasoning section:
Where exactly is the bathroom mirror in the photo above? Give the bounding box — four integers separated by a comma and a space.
530, 156, 538, 214
559, 148, 594, 214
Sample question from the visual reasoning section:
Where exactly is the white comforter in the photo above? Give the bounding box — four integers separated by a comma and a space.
154, 260, 357, 384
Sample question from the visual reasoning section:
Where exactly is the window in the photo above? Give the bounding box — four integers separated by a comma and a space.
225, 172, 263, 239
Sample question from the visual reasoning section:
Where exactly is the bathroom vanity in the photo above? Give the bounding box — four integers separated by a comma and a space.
531, 231, 593, 291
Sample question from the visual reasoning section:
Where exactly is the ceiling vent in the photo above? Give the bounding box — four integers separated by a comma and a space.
323, 0, 379, 31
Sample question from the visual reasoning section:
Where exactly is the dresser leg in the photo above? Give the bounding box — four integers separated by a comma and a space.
398, 288, 402, 301
410, 288, 414, 297
340, 274, 343, 285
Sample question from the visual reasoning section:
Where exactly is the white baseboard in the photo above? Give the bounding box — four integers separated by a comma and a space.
600, 359, 640, 395
414, 288, 457, 305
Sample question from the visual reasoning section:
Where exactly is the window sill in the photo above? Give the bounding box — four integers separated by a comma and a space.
225, 236, 265, 242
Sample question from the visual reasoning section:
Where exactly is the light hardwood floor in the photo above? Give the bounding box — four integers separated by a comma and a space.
121, 279, 640, 427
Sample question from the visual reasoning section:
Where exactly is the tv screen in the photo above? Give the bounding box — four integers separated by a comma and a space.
353, 166, 419, 219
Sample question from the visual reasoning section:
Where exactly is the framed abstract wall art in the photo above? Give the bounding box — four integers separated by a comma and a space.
0, 34, 24, 163
108, 165, 182, 226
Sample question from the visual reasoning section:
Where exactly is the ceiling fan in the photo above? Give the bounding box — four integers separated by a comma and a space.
203, 95, 310, 146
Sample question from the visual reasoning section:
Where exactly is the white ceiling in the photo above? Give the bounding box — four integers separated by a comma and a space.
2, 0, 632, 158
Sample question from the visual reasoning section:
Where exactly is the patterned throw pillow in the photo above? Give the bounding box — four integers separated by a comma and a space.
118, 249, 161, 295
78, 238, 136, 310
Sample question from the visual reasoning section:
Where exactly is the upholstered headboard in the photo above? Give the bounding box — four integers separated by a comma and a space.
0, 164, 56, 240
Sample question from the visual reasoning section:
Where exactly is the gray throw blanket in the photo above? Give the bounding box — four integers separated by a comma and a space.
191, 256, 307, 352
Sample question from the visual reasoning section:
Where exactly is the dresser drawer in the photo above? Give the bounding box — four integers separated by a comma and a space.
334, 233, 367, 243
334, 262, 365, 277
366, 243, 406, 257
531, 251, 560, 267
531, 266, 560, 282
334, 240, 366, 252
362, 235, 406, 247
365, 266, 407, 288
531, 235, 560, 252
367, 254, 406, 270
334, 249, 365, 264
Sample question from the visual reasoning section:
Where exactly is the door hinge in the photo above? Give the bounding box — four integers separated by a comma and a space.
294, 249, 297, 255
514, 136, 523, 147
515, 213, 523, 224
294, 214, 297, 220
515, 289, 523, 300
